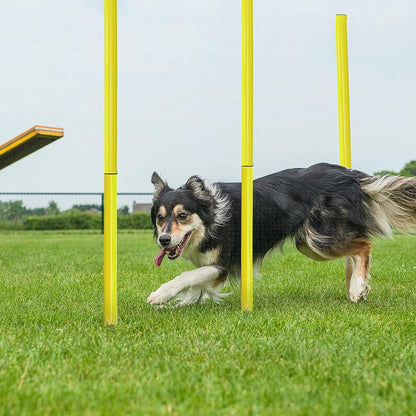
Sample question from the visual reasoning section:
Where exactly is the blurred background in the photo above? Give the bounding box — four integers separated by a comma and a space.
1, 0, 415, 213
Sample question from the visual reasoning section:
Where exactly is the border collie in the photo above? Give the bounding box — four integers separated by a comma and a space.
147, 163, 416, 307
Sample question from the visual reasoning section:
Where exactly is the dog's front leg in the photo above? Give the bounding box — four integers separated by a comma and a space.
147, 265, 221, 306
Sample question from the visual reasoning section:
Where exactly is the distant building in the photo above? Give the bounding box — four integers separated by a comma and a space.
86, 208, 102, 215
132, 202, 152, 213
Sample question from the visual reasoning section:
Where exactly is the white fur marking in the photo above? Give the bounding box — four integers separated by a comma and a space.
361, 175, 416, 234
147, 265, 227, 306
349, 274, 366, 303
182, 246, 220, 267
207, 183, 232, 236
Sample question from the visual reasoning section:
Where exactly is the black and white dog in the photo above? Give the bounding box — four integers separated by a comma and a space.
147, 163, 416, 306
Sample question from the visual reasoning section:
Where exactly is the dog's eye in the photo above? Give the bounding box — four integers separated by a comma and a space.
177, 213, 189, 221
156, 214, 164, 222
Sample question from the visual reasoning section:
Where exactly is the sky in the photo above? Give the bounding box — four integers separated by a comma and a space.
0, 0, 415, 210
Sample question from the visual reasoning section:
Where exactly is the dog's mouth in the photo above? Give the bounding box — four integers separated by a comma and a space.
154, 232, 192, 267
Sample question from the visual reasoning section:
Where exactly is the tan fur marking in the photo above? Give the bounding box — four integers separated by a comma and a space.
170, 220, 180, 235
344, 241, 372, 301
337, 238, 371, 258
186, 214, 205, 248
303, 237, 372, 260
169, 205, 193, 234
213, 275, 227, 287
173, 205, 193, 223
156, 206, 167, 233
158, 206, 167, 217
173, 204, 185, 216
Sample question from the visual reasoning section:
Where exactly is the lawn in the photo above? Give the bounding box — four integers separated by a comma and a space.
1, 230, 416, 415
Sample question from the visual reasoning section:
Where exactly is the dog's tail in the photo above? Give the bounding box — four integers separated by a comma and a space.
360, 175, 416, 236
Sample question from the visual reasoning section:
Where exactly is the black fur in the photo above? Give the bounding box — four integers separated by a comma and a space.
150, 162, 416, 304
152, 164, 368, 270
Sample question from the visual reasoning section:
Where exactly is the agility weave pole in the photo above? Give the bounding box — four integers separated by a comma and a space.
335, 14, 351, 168
104, 0, 118, 325
241, 0, 254, 311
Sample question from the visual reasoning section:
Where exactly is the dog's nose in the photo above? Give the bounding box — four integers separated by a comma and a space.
159, 234, 171, 247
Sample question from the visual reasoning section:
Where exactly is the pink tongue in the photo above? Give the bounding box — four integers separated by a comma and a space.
154, 248, 167, 267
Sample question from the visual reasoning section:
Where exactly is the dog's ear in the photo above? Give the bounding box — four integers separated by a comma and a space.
185, 175, 211, 201
151, 172, 169, 201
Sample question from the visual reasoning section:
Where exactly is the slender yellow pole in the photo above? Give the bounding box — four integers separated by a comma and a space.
241, 0, 253, 311
335, 14, 351, 168
104, 0, 117, 325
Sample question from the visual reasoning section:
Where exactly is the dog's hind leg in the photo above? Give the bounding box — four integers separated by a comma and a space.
345, 256, 354, 299
345, 241, 371, 303
298, 235, 372, 302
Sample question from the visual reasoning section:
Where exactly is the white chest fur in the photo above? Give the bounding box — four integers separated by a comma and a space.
182, 246, 220, 267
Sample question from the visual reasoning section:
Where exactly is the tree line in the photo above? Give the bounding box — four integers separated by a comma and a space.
374, 160, 416, 177
0, 201, 129, 223
0, 200, 60, 222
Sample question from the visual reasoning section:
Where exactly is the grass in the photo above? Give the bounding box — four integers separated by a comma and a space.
1, 230, 416, 415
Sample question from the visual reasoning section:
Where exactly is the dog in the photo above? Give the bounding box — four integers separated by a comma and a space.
147, 162, 416, 306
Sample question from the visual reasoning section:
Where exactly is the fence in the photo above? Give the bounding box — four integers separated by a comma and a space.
0, 192, 153, 232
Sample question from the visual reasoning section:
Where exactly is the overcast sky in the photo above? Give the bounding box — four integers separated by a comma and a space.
0, 0, 415, 209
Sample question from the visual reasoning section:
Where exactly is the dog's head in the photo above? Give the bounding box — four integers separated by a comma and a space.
150, 172, 216, 266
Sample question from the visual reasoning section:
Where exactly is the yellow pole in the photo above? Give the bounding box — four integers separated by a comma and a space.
335, 14, 351, 168
104, 0, 117, 325
241, 0, 253, 311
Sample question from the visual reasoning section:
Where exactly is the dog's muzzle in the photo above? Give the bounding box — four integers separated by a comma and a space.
158, 234, 171, 247
154, 232, 192, 267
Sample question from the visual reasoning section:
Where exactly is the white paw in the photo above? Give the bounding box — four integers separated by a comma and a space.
349, 276, 371, 302
147, 282, 178, 305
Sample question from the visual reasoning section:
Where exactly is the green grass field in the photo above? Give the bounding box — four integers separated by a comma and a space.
1, 230, 416, 415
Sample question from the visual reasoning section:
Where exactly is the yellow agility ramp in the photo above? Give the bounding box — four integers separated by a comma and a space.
0, 126, 64, 170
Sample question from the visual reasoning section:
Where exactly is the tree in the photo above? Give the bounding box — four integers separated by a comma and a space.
0, 200, 27, 222
72, 204, 102, 212
374, 160, 416, 177
0, 199, 61, 223
399, 160, 416, 177
117, 205, 129, 215
373, 169, 398, 177
45, 201, 60, 216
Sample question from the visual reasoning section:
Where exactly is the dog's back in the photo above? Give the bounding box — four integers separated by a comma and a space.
216, 163, 372, 269
148, 162, 416, 306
